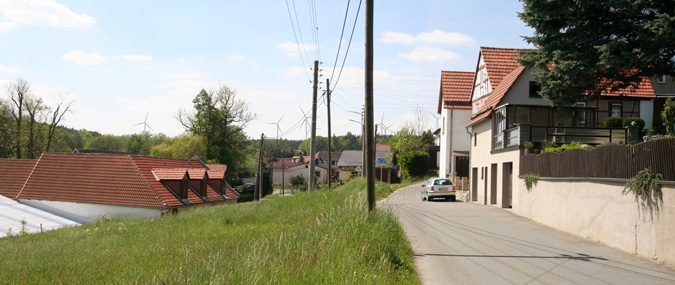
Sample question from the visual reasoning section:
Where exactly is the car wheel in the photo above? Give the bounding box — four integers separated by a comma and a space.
449, 196, 456, 202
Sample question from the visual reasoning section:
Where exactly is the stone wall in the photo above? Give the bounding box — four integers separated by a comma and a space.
515, 178, 675, 269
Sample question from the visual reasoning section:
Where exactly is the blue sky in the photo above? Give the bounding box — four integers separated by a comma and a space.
0, 0, 533, 140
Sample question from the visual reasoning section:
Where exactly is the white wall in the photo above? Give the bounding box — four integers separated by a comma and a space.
640, 99, 655, 129
439, 108, 472, 178
19, 199, 162, 223
515, 179, 675, 269
469, 119, 522, 208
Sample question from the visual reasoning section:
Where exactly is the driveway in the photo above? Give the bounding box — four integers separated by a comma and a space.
382, 184, 675, 284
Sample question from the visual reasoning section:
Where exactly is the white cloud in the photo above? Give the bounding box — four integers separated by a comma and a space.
0, 21, 19, 31
282, 66, 311, 79
230, 55, 246, 61
116, 55, 153, 62
0, 64, 19, 74
0, 0, 95, 31
62, 51, 105, 66
399, 47, 459, 62
158, 71, 209, 79
277, 42, 317, 56
381, 30, 476, 46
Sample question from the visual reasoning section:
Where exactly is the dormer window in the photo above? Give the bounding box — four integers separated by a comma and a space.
658, 75, 666, 83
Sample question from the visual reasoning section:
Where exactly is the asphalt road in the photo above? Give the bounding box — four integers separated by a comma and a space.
382, 184, 675, 285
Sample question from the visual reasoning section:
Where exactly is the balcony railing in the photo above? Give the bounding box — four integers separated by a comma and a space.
494, 124, 629, 150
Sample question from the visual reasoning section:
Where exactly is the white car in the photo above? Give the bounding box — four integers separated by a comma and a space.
421, 178, 456, 202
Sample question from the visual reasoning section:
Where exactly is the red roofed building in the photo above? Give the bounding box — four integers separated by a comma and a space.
465, 46, 658, 209
7, 152, 237, 223
437, 71, 474, 179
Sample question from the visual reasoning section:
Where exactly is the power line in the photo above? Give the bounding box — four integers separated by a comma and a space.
332, 0, 363, 90
308, 0, 321, 62
329, 0, 351, 84
285, 0, 311, 82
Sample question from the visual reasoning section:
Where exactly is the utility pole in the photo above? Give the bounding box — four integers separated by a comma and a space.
281, 160, 285, 196
256, 134, 265, 201
309, 60, 319, 192
365, 0, 375, 212
327, 78, 332, 190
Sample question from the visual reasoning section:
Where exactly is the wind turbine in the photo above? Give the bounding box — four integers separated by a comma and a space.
266, 114, 284, 140
378, 111, 394, 136
299, 106, 311, 140
133, 111, 154, 133
266, 114, 284, 159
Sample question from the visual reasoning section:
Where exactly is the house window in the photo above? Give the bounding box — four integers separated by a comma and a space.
529, 81, 542, 98
493, 108, 506, 149
658, 75, 666, 83
610, 103, 622, 117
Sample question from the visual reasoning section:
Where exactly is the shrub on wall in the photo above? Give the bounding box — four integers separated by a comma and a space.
604, 116, 624, 128
623, 168, 663, 203
622, 117, 645, 130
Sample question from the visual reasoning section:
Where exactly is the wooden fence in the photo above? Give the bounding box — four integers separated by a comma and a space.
520, 138, 675, 181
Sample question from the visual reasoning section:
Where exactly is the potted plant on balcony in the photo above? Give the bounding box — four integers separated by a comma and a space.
523, 141, 535, 155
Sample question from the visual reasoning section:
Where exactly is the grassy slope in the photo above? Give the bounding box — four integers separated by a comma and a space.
0, 180, 419, 284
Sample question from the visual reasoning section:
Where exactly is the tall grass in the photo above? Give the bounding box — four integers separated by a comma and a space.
0, 180, 419, 284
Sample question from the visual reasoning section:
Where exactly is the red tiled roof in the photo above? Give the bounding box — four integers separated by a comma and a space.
186, 168, 206, 180
17, 153, 165, 208
438, 71, 475, 113
206, 164, 227, 180
152, 168, 189, 180
0, 159, 37, 199
376, 144, 390, 152
480, 47, 527, 89
600, 77, 655, 98
131, 156, 207, 207
470, 66, 526, 125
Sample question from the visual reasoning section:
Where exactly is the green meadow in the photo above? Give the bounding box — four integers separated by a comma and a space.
0, 180, 420, 284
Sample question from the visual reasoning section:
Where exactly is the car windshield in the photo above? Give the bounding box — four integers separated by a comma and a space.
434, 179, 451, 185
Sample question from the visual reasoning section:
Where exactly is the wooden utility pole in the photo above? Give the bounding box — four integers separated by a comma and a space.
256, 134, 265, 201
365, 0, 375, 212
309, 60, 319, 192
327, 78, 332, 190
281, 160, 285, 196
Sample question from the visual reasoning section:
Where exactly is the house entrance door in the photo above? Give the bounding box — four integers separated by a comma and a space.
502, 162, 513, 208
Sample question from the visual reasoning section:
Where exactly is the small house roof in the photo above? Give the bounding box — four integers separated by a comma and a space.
438, 71, 475, 113
0, 159, 37, 198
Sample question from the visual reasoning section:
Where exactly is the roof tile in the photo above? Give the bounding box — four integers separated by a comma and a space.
0, 159, 37, 199
438, 71, 475, 112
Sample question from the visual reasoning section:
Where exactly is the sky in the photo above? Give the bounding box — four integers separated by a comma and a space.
0, 0, 534, 141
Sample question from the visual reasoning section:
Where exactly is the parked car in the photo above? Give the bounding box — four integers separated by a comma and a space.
421, 178, 456, 201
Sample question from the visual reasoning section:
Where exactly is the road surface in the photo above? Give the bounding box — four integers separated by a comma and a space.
383, 184, 675, 284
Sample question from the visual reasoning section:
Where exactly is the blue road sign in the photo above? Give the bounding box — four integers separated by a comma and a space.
377, 158, 386, 164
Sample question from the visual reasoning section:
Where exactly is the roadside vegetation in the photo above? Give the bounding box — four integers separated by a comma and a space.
0, 180, 419, 284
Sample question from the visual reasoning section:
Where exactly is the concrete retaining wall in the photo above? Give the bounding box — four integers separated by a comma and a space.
514, 178, 675, 269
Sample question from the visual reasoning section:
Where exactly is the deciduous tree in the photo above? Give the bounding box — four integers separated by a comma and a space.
176, 84, 256, 182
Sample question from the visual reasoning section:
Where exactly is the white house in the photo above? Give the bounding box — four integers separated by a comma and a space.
437, 70, 474, 179
467, 46, 658, 209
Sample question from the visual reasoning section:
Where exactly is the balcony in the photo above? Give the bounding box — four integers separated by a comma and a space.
496, 124, 628, 149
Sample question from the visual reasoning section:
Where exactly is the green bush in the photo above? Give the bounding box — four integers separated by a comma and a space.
544, 141, 583, 153
399, 151, 429, 180
604, 116, 624, 128
523, 141, 534, 150
622, 117, 645, 129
